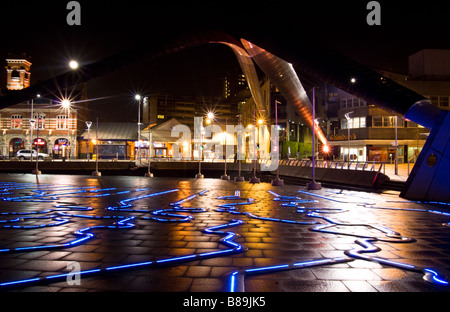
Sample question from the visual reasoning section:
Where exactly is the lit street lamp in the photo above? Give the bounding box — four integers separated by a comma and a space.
135, 94, 142, 164
221, 118, 230, 181
31, 94, 41, 175
145, 97, 154, 178
345, 111, 354, 162
92, 117, 101, 176
271, 100, 284, 186
307, 87, 321, 190
69, 60, 79, 70
234, 113, 245, 182
85, 121, 92, 161
61, 99, 71, 160
250, 109, 264, 183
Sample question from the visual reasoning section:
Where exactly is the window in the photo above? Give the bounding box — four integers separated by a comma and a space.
32, 113, 46, 129
57, 115, 68, 129
372, 116, 403, 128
373, 116, 383, 127
11, 115, 22, 129
341, 117, 366, 129
383, 116, 395, 127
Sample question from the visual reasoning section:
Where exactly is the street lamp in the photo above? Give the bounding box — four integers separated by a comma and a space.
221, 118, 230, 181
345, 111, 354, 162
69, 60, 79, 70
31, 94, 41, 175
145, 97, 154, 178
234, 113, 245, 182
271, 100, 284, 186
250, 109, 264, 183
92, 117, 101, 176
61, 99, 71, 160
135, 94, 142, 164
307, 87, 321, 190
196, 124, 205, 179
85, 121, 92, 161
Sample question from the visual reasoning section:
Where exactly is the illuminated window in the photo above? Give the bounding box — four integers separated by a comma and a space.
57, 115, 68, 129
32, 113, 46, 129
10, 115, 22, 129
372, 116, 404, 128
341, 117, 366, 129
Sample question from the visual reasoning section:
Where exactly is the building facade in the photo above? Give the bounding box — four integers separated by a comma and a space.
1, 56, 82, 159
327, 49, 450, 163
327, 86, 429, 163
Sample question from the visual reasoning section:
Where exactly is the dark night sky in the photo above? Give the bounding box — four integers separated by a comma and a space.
1, 0, 449, 121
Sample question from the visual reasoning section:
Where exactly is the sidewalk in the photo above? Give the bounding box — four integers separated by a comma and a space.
382, 163, 412, 182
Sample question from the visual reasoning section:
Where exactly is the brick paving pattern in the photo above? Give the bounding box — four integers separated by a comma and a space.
0, 174, 449, 292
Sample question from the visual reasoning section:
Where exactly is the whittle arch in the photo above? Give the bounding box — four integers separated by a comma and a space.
1, 30, 449, 201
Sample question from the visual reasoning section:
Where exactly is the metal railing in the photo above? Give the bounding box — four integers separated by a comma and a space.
279, 159, 386, 174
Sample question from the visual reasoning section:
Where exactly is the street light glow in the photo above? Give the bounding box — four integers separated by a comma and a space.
350, 77, 356, 83
322, 145, 330, 153
207, 112, 215, 120
135, 94, 141, 101
61, 99, 71, 108
69, 60, 79, 70
257, 118, 264, 125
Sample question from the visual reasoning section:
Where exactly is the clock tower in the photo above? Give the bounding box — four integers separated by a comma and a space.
5, 56, 32, 90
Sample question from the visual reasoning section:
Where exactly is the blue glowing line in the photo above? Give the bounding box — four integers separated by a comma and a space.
0, 277, 41, 287
1, 182, 449, 290
245, 264, 290, 273
424, 268, 449, 285
106, 262, 154, 271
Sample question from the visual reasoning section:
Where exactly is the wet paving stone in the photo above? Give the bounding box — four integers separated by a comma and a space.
0, 174, 449, 294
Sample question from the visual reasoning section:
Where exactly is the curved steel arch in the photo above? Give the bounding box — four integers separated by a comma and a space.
0, 30, 327, 144
0, 29, 443, 142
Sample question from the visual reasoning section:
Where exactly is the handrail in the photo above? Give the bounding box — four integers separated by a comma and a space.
279, 159, 386, 173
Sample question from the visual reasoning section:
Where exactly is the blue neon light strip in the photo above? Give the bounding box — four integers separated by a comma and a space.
0, 183, 449, 290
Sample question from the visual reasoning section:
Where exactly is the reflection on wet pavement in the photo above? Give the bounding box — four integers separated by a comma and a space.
0, 174, 449, 292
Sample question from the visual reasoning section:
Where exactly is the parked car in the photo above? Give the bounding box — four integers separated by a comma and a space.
16, 149, 49, 160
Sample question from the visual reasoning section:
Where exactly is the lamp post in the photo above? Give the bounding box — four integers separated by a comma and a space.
145, 98, 154, 177
32, 115, 41, 175
61, 99, 71, 161
395, 115, 398, 175
307, 87, 321, 190
234, 113, 245, 182
85, 121, 92, 161
250, 109, 264, 183
30, 98, 34, 162
221, 118, 230, 180
135, 94, 142, 164
271, 100, 284, 186
145, 123, 154, 177
196, 125, 204, 179
345, 111, 354, 162
92, 117, 101, 176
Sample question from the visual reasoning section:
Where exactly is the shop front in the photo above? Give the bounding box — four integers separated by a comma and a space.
33, 138, 48, 154
53, 138, 69, 159
9, 138, 24, 157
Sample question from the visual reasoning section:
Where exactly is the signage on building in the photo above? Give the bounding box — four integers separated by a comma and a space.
56, 138, 69, 145
34, 138, 46, 146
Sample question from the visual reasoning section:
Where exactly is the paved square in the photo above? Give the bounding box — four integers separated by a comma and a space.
0, 174, 449, 292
